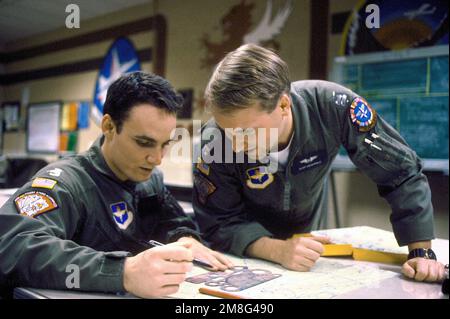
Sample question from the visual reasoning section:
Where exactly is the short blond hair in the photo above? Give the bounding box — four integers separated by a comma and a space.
205, 44, 290, 114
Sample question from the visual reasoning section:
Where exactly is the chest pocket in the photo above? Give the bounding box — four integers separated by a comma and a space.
135, 194, 161, 238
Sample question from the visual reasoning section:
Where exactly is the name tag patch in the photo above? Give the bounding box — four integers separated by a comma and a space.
291, 150, 327, 175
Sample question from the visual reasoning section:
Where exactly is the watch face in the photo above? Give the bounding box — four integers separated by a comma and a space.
426, 249, 437, 260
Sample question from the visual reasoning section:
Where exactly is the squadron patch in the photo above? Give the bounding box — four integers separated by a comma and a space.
14, 191, 58, 218
194, 174, 216, 205
246, 166, 274, 189
31, 177, 57, 190
110, 202, 134, 230
196, 157, 210, 176
349, 97, 377, 132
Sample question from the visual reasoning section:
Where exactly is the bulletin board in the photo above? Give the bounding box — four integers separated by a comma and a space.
331, 45, 449, 174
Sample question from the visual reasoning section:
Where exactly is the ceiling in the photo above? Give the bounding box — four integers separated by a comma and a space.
0, 0, 152, 48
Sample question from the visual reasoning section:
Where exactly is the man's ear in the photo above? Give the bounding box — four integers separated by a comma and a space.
101, 114, 116, 139
279, 94, 291, 116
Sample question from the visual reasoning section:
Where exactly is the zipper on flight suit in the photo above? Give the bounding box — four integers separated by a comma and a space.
282, 147, 301, 211
283, 181, 291, 211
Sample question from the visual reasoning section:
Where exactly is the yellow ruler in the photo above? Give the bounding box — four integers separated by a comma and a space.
293, 233, 407, 264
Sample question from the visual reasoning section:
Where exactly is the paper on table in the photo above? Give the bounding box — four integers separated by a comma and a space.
174, 253, 397, 299
311, 226, 408, 264
311, 226, 409, 254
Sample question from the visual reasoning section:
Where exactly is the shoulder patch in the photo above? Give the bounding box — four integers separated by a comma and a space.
110, 202, 134, 230
332, 91, 350, 107
349, 97, 377, 132
31, 177, 57, 190
196, 157, 210, 176
47, 168, 63, 177
14, 191, 58, 218
194, 173, 216, 205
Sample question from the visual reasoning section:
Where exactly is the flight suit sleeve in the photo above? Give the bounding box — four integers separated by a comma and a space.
321, 82, 434, 246
193, 161, 273, 257
146, 169, 202, 243
0, 179, 130, 293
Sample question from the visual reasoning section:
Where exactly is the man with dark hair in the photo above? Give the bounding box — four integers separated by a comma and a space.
194, 44, 446, 283
0, 71, 232, 299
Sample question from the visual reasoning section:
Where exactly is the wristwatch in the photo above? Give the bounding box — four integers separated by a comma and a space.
407, 248, 437, 260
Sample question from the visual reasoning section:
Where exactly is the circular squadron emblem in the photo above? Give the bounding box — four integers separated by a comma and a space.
350, 97, 377, 132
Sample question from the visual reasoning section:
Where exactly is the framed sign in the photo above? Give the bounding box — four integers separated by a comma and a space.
1, 101, 21, 131
0, 107, 3, 155
27, 102, 61, 154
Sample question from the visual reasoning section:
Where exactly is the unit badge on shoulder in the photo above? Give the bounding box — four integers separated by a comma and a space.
349, 97, 377, 132
14, 191, 58, 218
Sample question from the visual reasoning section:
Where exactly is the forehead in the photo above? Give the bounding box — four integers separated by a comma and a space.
213, 104, 272, 129
122, 104, 176, 139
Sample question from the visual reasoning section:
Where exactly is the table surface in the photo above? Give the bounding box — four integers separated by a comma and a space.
13, 236, 449, 299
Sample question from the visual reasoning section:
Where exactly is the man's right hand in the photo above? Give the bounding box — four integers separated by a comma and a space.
123, 241, 193, 298
246, 235, 330, 272
277, 236, 330, 271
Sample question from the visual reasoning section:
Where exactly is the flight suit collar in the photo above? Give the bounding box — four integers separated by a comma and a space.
87, 135, 138, 190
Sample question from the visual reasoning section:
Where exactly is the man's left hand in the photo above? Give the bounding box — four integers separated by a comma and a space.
402, 258, 446, 282
177, 237, 234, 271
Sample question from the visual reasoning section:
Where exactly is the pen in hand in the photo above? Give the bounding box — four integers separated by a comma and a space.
148, 239, 214, 269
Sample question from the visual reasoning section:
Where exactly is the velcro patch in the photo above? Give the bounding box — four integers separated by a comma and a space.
332, 91, 350, 108
196, 157, 210, 176
246, 166, 274, 189
110, 202, 134, 230
14, 191, 58, 218
349, 97, 377, 132
194, 174, 216, 205
31, 177, 57, 190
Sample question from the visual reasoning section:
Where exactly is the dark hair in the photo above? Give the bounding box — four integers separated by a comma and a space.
103, 71, 184, 132
205, 44, 290, 114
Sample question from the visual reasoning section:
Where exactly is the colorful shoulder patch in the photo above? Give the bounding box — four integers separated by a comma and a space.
349, 97, 377, 132
14, 191, 58, 218
194, 174, 216, 205
31, 177, 57, 190
246, 166, 274, 189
